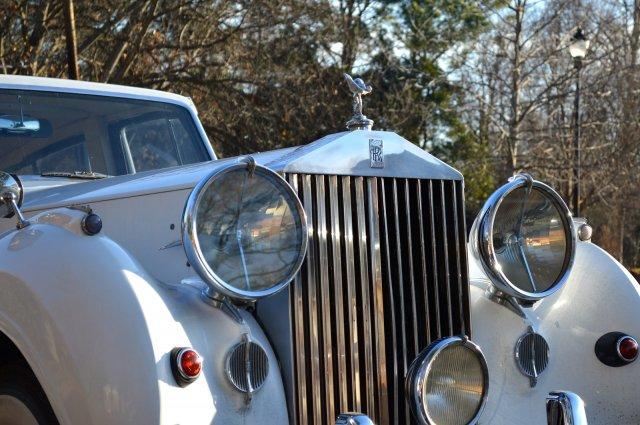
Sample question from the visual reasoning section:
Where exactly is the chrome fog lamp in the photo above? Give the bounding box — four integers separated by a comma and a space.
406, 336, 488, 425
471, 174, 576, 301
182, 159, 307, 301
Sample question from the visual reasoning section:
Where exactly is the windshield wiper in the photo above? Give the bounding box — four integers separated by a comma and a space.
40, 171, 109, 180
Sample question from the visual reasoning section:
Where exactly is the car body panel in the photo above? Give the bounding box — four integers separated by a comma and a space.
0, 208, 287, 424
470, 238, 640, 424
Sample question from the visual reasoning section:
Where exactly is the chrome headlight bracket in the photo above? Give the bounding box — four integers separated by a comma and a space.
471, 174, 576, 302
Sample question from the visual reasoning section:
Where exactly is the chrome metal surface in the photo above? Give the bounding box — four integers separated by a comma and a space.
182, 161, 308, 301
470, 174, 576, 301
344, 74, 374, 130
335, 412, 375, 425
265, 131, 462, 180
406, 336, 489, 425
578, 223, 593, 242
515, 327, 550, 387
226, 334, 269, 404
281, 174, 470, 424
0, 171, 23, 219
546, 391, 588, 425
200, 286, 246, 324
484, 286, 527, 320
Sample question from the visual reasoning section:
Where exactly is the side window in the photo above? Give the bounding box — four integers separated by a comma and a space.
120, 118, 179, 173
118, 114, 208, 173
168, 118, 203, 164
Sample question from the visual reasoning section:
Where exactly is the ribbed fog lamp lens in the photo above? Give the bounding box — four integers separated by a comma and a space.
407, 336, 488, 425
472, 174, 576, 301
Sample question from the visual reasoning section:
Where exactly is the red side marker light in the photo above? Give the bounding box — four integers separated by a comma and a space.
617, 336, 638, 362
171, 347, 202, 386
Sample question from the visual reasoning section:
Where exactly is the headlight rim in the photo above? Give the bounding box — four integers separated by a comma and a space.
474, 174, 576, 301
182, 161, 308, 301
407, 335, 489, 425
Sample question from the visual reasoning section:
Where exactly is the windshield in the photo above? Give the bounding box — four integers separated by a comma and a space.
0, 89, 209, 176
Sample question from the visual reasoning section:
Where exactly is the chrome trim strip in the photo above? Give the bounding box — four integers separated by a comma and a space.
378, 178, 399, 424
438, 180, 454, 335
426, 181, 441, 339
342, 176, 361, 411
316, 175, 336, 420
367, 177, 388, 423
329, 175, 349, 411
302, 174, 322, 424
404, 179, 420, 356
416, 180, 431, 341
288, 174, 309, 425
355, 177, 376, 415
391, 179, 408, 373
451, 181, 466, 335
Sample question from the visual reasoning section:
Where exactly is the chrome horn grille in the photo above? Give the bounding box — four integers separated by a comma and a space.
280, 174, 471, 425
226, 337, 269, 400
515, 329, 550, 387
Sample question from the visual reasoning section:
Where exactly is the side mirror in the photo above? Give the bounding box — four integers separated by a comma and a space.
0, 172, 28, 228
547, 391, 588, 425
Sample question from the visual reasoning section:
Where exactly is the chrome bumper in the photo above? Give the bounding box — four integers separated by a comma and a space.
547, 391, 588, 425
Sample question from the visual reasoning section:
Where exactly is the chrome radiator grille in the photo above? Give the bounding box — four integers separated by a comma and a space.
284, 174, 471, 424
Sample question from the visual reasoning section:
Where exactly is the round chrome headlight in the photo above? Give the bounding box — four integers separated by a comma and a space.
407, 336, 488, 425
471, 174, 576, 301
182, 160, 307, 300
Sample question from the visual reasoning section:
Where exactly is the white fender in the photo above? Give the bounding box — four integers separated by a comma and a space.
470, 239, 640, 424
0, 208, 288, 424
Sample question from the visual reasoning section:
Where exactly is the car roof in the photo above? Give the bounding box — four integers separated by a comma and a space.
0, 75, 194, 109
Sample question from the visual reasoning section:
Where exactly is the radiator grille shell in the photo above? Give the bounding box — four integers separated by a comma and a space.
283, 174, 471, 424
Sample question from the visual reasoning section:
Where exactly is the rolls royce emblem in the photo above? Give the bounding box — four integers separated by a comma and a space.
369, 139, 384, 168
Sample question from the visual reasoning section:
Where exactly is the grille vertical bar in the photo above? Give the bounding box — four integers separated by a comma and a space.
287, 175, 470, 425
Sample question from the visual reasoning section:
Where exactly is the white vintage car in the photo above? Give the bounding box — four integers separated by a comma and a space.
0, 74, 637, 425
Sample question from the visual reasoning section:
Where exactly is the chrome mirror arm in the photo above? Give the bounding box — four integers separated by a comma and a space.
1, 191, 29, 229
547, 391, 588, 425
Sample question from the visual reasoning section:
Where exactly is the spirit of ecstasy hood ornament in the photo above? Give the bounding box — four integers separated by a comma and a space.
344, 73, 374, 131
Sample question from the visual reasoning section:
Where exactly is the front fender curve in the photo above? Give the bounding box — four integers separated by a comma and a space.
0, 217, 161, 424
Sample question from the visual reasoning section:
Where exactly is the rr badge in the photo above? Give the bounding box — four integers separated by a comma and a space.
369, 139, 384, 168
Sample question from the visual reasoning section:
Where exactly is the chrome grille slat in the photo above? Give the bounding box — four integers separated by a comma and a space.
367, 178, 388, 424
302, 175, 322, 424
378, 178, 399, 424
329, 175, 349, 411
354, 177, 376, 416
315, 175, 335, 422
287, 174, 470, 425
341, 176, 361, 411
287, 174, 308, 425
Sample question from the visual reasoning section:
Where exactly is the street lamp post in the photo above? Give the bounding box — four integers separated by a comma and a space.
569, 28, 589, 217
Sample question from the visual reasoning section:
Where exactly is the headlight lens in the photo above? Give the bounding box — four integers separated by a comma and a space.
183, 161, 307, 300
407, 336, 488, 425
472, 174, 576, 300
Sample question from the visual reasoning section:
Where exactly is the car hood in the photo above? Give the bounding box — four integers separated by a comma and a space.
20, 130, 461, 213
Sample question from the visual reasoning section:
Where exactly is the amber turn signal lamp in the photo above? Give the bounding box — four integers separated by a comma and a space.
171, 347, 202, 387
